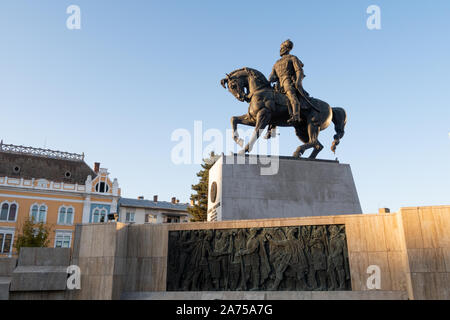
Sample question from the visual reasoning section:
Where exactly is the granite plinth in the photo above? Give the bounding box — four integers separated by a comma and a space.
207, 155, 362, 221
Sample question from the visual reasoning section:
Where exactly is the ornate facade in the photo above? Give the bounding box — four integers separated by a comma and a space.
0, 141, 120, 255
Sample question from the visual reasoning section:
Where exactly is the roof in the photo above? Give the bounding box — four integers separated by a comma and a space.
119, 197, 189, 212
0, 144, 96, 184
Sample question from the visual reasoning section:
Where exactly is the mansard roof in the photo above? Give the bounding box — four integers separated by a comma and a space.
119, 197, 189, 212
0, 142, 96, 184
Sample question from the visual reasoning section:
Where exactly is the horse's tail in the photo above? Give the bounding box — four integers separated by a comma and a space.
331, 107, 347, 153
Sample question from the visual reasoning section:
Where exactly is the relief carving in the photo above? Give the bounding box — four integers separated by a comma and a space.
167, 225, 351, 291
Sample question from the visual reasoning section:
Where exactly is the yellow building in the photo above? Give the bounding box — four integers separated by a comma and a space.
0, 141, 120, 256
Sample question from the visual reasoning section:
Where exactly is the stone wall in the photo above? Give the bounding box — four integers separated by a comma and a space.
400, 206, 450, 299
9, 247, 70, 300
71, 205, 450, 300
123, 214, 410, 293
69, 222, 128, 300
0, 257, 16, 300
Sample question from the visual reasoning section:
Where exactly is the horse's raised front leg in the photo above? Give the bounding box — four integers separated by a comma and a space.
240, 109, 271, 155
231, 114, 254, 147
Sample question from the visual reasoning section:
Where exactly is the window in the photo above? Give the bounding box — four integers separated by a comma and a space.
92, 208, 107, 223
0, 202, 18, 222
58, 206, 74, 225
165, 216, 179, 223
95, 182, 109, 193
30, 204, 47, 223
145, 214, 157, 224
54, 232, 72, 248
0, 204, 7, 221
0, 230, 14, 254
125, 211, 135, 223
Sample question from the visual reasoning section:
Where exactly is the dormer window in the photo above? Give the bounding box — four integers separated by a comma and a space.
95, 181, 109, 193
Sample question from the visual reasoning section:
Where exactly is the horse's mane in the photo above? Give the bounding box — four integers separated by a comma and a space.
229, 67, 270, 88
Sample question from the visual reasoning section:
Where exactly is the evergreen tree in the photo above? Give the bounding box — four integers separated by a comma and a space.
188, 152, 220, 222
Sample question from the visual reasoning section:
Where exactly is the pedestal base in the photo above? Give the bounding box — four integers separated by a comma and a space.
121, 291, 407, 300
207, 155, 362, 221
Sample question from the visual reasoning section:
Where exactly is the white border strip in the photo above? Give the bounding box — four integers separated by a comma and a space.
0, 193, 112, 205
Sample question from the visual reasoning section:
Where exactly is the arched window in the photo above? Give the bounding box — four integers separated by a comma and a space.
92, 208, 107, 223
8, 204, 16, 221
95, 182, 109, 193
58, 207, 66, 224
93, 209, 100, 223
30, 204, 47, 223
38, 205, 46, 222
66, 207, 73, 224
58, 206, 74, 225
31, 205, 38, 221
0, 203, 8, 221
0, 202, 18, 222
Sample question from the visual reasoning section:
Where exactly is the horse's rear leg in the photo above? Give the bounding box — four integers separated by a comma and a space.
293, 123, 321, 158
309, 141, 323, 159
293, 139, 318, 158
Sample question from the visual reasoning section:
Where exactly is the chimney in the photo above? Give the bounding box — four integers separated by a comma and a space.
171, 197, 176, 204
378, 208, 390, 214
138, 196, 144, 200
94, 162, 100, 173
153, 195, 158, 202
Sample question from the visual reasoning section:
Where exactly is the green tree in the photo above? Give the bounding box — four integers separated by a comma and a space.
14, 217, 50, 253
188, 152, 220, 222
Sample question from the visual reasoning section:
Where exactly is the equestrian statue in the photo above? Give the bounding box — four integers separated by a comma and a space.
221, 39, 347, 159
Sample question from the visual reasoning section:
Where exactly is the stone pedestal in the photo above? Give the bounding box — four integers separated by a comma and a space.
207, 154, 362, 221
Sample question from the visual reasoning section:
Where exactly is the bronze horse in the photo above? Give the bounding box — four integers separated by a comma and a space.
221, 67, 347, 158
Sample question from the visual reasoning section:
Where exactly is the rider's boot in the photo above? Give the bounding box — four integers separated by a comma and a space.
288, 112, 301, 124
287, 116, 296, 124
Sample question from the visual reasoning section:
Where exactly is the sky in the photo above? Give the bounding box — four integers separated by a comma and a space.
0, 0, 449, 214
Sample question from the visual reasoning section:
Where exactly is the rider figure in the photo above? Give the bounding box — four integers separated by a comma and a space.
269, 39, 309, 124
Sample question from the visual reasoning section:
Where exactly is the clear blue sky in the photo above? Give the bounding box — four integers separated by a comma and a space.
1, 1, 449, 213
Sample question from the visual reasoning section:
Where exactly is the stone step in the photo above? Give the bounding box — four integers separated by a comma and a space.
121, 290, 408, 300
0, 277, 11, 300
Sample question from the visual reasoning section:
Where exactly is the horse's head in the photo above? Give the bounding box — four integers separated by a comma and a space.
220, 69, 248, 102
